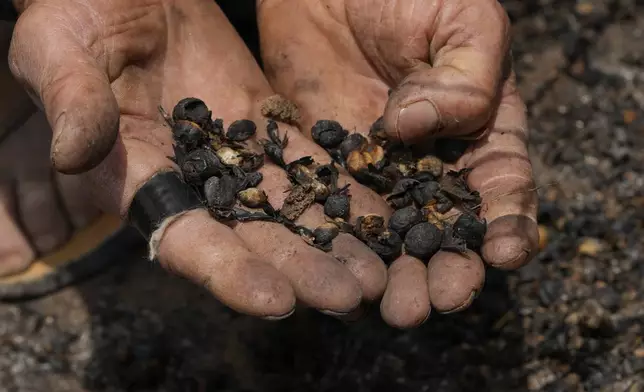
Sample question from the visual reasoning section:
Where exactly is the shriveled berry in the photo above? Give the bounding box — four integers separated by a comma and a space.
435, 138, 471, 163
339, 133, 367, 159
416, 155, 443, 178
412, 171, 437, 183
204, 175, 237, 208
404, 222, 443, 260
246, 171, 263, 188
388, 206, 424, 236
226, 119, 257, 141
368, 230, 403, 263
354, 214, 386, 242
180, 148, 224, 185
311, 120, 348, 148
453, 213, 487, 250
237, 187, 268, 208
410, 181, 440, 206
215, 147, 242, 166
172, 120, 207, 151
314, 222, 340, 245
324, 192, 351, 220
172, 97, 211, 129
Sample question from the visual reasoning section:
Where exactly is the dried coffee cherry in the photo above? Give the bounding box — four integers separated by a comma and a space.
354, 214, 386, 242
172, 97, 212, 129
311, 120, 348, 148
237, 188, 269, 208
339, 133, 367, 159
416, 155, 443, 178
404, 222, 443, 260
453, 213, 487, 250
204, 175, 237, 208
367, 230, 402, 263
410, 181, 440, 206
388, 206, 424, 236
226, 119, 257, 141
324, 188, 351, 220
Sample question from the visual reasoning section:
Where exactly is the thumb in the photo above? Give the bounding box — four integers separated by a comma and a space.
8, 5, 119, 174
383, 0, 512, 145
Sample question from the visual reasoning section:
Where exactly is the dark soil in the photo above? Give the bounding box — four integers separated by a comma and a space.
2, 0, 644, 391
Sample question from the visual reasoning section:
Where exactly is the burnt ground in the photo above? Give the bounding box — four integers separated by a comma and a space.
2, 0, 644, 391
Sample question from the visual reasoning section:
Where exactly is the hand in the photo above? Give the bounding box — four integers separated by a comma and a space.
7, 0, 393, 318
258, 0, 540, 327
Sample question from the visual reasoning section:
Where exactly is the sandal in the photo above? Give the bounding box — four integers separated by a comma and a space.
0, 214, 145, 300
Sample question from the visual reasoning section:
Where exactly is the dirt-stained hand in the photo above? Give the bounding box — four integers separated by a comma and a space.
6, 0, 395, 319
258, 0, 540, 328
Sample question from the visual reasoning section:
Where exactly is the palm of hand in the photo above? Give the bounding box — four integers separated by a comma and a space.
259, 0, 539, 327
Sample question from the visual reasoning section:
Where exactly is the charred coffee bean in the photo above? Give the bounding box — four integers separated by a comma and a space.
388, 206, 424, 236
368, 230, 403, 263
311, 120, 348, 148
324, 192, 351, 220
354, 214, 386, 242
416, 155, 443, 178
180, 148, 224, 184
453, 213, 487, 250
435, 138, 471, 163
226, 119, 257, 141
339, 133, 367, 159
314, 222, 340, 245
215, 147, 242, 166
404, 222, 443, 260
410, 181, 440, 206
237, 188, 268, 208
172, 97, 212, 129
204, 175, 237, 208
172, 120, 207, 151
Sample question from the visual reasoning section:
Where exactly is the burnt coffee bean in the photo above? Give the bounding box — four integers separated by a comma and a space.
368, 230, 403, 263
404, 222, 443, 260
324, 191, 351, 220
435, 138, 471, 163
237, 188, 268, 208
311, 120, 348, 148
453, 213, 487, 250
416, 155, 443, 178
410, 181, 440, 206
172, 120, 207, 151
172, 97, 212, 129
339, 133, 367, 159
180, 148, 224, 184
388, 206, 424, 236
314, 223, 340, 245
354, 214, 386, 242
226, 119, 257, 141
215, 147, 242, 166
204, 175, 237, 208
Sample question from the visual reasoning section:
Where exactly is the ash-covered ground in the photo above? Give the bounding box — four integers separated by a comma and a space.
1, 0, 643, 391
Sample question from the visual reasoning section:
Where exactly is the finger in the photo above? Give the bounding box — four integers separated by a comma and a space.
463, 78, 540, 270
380, 255, 430, 329
85, 117, 296, 319
0, 185, 35, 276
55, 172, 101, 230
382, 0, 512, 144
8, 5, 119, 174
426, 250, 486, 313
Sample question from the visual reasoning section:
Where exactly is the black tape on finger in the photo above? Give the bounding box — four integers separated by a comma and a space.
128, 170, 203, 241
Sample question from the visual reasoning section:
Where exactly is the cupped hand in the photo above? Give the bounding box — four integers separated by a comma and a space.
258, 0, 540, 328
8, 0, 394, 318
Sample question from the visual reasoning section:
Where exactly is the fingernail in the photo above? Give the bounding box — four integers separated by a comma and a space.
262, 307, 296, 321
396, 100, 439, 144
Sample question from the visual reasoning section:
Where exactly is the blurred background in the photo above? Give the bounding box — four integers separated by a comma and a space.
1, 0, 643, 391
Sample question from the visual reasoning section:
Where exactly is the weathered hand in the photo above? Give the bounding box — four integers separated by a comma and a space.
7, 0, 393, 318
258, 0, 540, 328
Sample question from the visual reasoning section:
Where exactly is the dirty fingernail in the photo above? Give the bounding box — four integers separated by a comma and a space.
396, 100, 439, 144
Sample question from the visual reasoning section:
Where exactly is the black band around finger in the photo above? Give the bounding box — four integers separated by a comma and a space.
0, 0, 17, 21
127, 171, 203, 240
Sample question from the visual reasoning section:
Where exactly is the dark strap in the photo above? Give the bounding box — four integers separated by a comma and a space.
127, 171, 204, 240
0, 0, 17, 21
